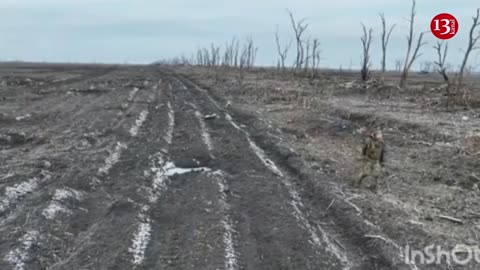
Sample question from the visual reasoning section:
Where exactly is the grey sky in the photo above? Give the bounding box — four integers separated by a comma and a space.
1, 0, 479, 70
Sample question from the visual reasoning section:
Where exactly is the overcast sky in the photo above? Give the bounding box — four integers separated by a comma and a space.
1, 0, 479, 70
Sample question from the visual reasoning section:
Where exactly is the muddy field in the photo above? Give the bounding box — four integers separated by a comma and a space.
1, 63, 479, 270
178, 66, 480, 270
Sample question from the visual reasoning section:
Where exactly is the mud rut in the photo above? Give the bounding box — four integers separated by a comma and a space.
0, 68, 412, 270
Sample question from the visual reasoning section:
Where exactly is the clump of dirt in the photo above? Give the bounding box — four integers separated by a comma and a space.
463, 132, 480, 154
0, 129, 48, 148
0, 130, 29, 145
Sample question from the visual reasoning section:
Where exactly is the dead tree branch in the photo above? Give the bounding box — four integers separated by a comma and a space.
379, 13, 397, 73
287, 9, 309, 70
458, 8, 480, 89
433, 41, 454, 109
400, 0, 427, 88
311, 38, 321, 76
304, 37, 311, 73
275, 26, 292, 72
360, 23, 373, 81
433, 41, 450, 84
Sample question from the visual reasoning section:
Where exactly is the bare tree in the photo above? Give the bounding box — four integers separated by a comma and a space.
275, 26, 292, 71
303, 37, 311, 73
222, 37, 238, 67
399, 0, 427, 88
210, 44, 221, 67
360, 23, 373, 81
196, 47, 203, 66
233, 39, 240, 67
239, 37, 258, 69
457, 8, 480, 89
311, 38, 321, 76
202, 48, 210, 66
433, 41, 450, 84
222, 42, 231, 67
433, 41, 454, 109
287, 10, 309, 70
379, 13, 396, 73
246, 37, 258, 68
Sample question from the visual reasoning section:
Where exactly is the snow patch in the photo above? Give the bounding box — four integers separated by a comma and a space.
0, 175, 50, 214
129, 218, 152, 265
195, 86, 221, 109
128, 153, 212, 266
129, 110, 149, 137
281, 175, 352, 269
225, 113, 283, 177
4, 231, 39, 270
247, 139, 283, 177
163, 162, 211, 176
164, 102, 175, 144
128, 87, 139, 102
98, 142, 127, 175
53, 188, 83, 201
224, 113, 351, 267
42, 188, 84, 219
212, 171, 238, 270
287, 188, 322, 249
195, 111, 214, 153
149, 155, 169, 203
42, 203, 68, 220
15, 114, 31, 121
316, 225, 351, 270
129, 153, 168, 266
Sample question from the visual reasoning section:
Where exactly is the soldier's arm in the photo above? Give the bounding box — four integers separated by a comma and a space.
361, 137, 371, 157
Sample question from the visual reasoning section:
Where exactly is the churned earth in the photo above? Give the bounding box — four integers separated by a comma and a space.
1, 63, 479, 270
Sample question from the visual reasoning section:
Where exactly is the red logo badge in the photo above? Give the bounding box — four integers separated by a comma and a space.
431, 13, 458, 40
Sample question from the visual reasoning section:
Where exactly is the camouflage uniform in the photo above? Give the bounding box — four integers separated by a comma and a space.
355, 136, 385, 191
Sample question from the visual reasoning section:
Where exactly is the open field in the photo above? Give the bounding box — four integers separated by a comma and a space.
1, 63, 480, 269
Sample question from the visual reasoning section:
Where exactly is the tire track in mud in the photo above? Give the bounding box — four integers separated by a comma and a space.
126, 78, 243, 270
129, 152, 169, 266
211, 171, 239, 270
43, 83, 167, 270
179, 75, 423, 270
42, 188, 85, 220
46, 87, 150, 219
193, 108, 239, 270
195, 111, 214, 154
128, 96, 176, 267
0, 174, 52, 215
0, 89, 129, 216
138, 81, 227, 270
0, 77, 162, 270
173, 76, 347, 270
3, 231, 39, 270
0, 83, 148, 268
1, 107, 150, 270
225, 111, 350, 270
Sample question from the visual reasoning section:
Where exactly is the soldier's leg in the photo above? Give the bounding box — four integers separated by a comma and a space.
363, 161, 378, 191
355, 172, 366, 187
354, 161, 370, 187
372, 162, 383, 192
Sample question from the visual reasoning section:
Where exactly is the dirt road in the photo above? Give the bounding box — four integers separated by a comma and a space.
1, 65, 427, 269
